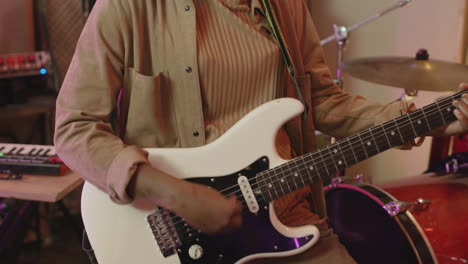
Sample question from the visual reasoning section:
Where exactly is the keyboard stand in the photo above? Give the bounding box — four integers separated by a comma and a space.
0, 171, 84, 247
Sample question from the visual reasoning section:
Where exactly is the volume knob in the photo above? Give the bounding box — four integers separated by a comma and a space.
188, 244, 203, 260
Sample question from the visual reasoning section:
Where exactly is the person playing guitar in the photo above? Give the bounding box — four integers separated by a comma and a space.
54, 0, 468, 263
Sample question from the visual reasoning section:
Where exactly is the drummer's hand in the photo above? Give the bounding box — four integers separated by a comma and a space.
429, 82, 468, 137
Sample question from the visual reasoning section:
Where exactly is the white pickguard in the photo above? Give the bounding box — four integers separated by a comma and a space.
81, 98, 320, 264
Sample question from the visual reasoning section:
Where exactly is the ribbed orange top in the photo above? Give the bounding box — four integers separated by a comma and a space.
194, 0, 286, 146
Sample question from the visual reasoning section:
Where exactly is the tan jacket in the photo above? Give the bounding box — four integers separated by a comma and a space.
54, 0, 409, 211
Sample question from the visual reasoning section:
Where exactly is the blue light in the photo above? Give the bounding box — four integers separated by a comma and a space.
40, 68, 47, 75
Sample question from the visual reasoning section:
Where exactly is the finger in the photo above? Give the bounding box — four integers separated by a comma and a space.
453, 109, 468, 130
229, 212, 243, 230
453, 97, 468, 118
227, 195, 241, 210
217, 197, 242, 233
459, 82, 468, 91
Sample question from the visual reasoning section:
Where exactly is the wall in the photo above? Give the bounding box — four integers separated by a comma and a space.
0, 0, 46, 144
0, 0, 35, 54
308, 0, 467, 184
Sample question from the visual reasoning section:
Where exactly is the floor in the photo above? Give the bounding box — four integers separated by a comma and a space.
5, 190, 90, 264
16, 216, 89, 264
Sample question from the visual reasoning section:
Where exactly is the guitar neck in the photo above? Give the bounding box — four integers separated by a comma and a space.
258, 90, 466, 202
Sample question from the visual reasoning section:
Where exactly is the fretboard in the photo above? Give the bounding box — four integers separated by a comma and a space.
258, 90, 466, 202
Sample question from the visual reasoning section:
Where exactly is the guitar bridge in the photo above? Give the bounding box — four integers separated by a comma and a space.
147, 207, 182, 257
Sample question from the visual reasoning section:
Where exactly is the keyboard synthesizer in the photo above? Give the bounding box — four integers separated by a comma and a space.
0, 144, 67, 176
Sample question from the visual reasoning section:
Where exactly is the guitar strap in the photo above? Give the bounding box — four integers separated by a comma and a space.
260, 0, 309, 119
259, 0, 327, 220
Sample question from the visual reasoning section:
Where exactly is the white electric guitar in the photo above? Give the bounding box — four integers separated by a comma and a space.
81, 91, 465, 264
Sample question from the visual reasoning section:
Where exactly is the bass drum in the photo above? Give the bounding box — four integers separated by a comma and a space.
325, 177, 468, 264
325, 183, 435, 264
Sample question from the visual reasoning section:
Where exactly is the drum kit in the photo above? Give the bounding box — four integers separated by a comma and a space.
320, 0, 468, 263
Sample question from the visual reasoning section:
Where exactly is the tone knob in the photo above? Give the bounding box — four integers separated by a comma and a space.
188, 244, 204, 260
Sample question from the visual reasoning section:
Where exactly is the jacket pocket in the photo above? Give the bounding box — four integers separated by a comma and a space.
123, 68, 179, 147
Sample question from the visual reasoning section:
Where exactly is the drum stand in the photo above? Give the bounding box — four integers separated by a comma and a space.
320, 0, 412, 89
319, 0, 413, 180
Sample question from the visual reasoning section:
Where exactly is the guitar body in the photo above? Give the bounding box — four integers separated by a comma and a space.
81, 98, 320, 264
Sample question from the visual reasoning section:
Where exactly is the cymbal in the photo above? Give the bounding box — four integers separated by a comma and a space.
342, 57, 468, 92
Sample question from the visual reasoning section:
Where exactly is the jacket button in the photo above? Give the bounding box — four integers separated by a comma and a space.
184, 5, 190, 11
185, 66, 192, 73
193, 131, 199, 137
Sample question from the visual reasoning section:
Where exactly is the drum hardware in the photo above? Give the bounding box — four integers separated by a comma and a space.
445, 158, 459, 174
401, 88, 419, 101
320, 0, 412, 88
383, 198, 431, 216
328, 174, 368, 188
342, 54, 468, 92
427, 151, 468, 175
399, 49, 428, 100
329, 176, 343, 188
351, 173, 368, 183
319, 0, 413, 164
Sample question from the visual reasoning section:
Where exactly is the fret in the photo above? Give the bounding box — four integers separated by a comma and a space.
317, 149, 332, 177
278, 162, 291, 195
295, 156, 308, 187
419, 106, 434, 131
343, 137, 358, 165
395, 115, 416, 143
423, 104, 445, 130
439, 98, 458, 124
302, 156, 316, 186
306, 154, 319, 185
273, 165, 287, 198
326, 145, 346, 173
259, 171, 273, 202
408, 110, 431, 137
369, 126, 390, 152
285, 159, 299, 193
407, 115, 419, 139
382, 121, 404, 147
335, 140, 352, 167
324, 146, 340, 174
266, 169, 281, 200
359, 129, 379, 157
435, 99, 447, 124
421, 104, 437, 131
380, 123, 392, 149
282, 172, 293, 195
369, 129, 381, 153
348, 134, 368, 163
310, 152, 328, 178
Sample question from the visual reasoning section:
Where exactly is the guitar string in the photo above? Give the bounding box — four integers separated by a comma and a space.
162, 114, 449, 235
157, 93, 463, 243
214, 91, 461, 199
161, 132, 444, 236
155, 91, 464, 238
157, 92, 462, 233
185, 91, 461, 203
230, 91, 462, 194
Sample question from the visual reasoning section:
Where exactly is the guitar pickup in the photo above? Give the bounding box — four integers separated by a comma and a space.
238, 175, 259, 213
